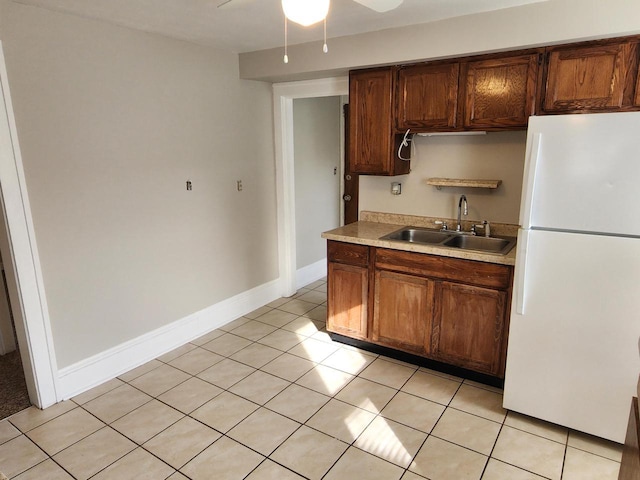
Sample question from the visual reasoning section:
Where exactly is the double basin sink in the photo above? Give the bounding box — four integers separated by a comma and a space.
380, 226, 516, 255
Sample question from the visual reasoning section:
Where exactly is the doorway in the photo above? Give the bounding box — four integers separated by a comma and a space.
273, 77, 349, 297
0, 41, 59, 409
292, 96, 342, 289
0, 207, 31, 419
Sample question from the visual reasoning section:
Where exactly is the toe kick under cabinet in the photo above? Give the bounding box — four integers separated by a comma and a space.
327, 240, 514, 378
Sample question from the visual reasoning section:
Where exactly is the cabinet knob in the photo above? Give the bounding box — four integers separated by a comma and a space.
343, 195, 352, 202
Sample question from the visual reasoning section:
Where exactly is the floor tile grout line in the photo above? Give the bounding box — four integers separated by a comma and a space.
246, 456, 311, 480
498, 421, 572, 447
12, 282, 621, 480
485, 457, 554, 480
564, 443, 623, 463
139, 423, 220, 477
108, 324, 496, 479
73, 403, 182, 478
559, 438, 569, 480
27, 365, 465, 474
6, 433, 57, 479
402, 428, 431, 479
7, 402, 79, 435
484, 421, 559, 480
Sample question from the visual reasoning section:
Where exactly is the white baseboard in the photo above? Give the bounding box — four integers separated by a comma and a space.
57, 278, 282, 400
295, 258, 327, 290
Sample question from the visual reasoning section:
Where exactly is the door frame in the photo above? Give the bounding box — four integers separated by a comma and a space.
0, 42, 59, 407
273, 77, 348, 297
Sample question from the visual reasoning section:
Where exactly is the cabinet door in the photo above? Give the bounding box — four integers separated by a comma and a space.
432, 282, 507, 376
396, 63, 459, 131
327, 262, 369, 340
373, 270, 434, 354
463, 54, 538, 129
542, 42, 636, 112
349, 68, 395, 175
618, 397, 640, 480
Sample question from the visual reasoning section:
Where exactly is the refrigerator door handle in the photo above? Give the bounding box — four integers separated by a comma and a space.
515, 230, 530, 315
519, 133, 542, 230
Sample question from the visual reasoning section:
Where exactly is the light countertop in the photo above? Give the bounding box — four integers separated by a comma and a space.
321, 211, 518, 266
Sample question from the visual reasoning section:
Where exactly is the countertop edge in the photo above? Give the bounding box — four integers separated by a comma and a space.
322, 221, 517, 266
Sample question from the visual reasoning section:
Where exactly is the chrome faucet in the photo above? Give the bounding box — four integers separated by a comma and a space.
456, 195, 468, 232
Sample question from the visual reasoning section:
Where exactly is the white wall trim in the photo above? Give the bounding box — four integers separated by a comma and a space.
0, 42, 59, 408
296, 258, 327, 290
272, 77, 348, 297
57, 278, 281, 400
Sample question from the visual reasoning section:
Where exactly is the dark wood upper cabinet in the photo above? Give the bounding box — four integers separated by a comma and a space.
462, 53, 539, 129
396, 62, 460, 131
541, 41, 639, 113
348, 68, 410, 176
347, 35, 640, 177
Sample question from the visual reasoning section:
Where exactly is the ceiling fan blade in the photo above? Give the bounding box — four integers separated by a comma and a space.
217, 0, 254, 9
352, 0, 404, 13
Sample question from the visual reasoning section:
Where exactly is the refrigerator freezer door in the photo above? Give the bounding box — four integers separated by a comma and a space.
520, 112, 640, 236
504, 229, 640, 442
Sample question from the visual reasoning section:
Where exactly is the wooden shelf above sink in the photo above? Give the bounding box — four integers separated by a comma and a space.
426, 178, 502, 190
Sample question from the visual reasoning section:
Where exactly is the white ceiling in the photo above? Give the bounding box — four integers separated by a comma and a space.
12, 0, 549, 53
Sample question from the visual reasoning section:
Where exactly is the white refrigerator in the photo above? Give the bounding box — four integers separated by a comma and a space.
503, 111, 640, 443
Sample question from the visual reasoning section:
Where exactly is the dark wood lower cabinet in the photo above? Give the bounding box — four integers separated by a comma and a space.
327, 262, 369, 340
327, 240, 513, 378
327, 241, 370, 340
372, 270, 433, 355
619, 396, 640, 480
432, 282, 508, 376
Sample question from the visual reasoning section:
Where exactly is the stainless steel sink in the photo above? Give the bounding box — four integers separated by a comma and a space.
443, 235, 516, 254
380, 227, 451, 245
380, 226, 516, 255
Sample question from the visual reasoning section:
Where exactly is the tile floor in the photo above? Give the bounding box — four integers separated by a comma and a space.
0, 279, 624, 479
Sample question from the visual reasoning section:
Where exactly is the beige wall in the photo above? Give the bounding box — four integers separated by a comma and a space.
293, 97, 341, 269
0, 2, 278, 368
359, 131, 527, 224
240, 0, 640, 82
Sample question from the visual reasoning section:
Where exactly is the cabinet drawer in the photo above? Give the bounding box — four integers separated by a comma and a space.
375, 248, 512, 289
328, 241, 369, 267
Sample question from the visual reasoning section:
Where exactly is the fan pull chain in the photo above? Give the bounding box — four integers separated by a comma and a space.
283, 17, 289, 64
323, 17, 328, 53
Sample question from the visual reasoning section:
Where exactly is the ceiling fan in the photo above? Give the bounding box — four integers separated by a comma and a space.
218, 0, 404, 62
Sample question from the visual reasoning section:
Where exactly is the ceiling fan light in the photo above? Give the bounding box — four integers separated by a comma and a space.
281, 0, 330, 27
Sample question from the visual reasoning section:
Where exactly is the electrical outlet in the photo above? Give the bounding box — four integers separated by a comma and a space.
186, 180, 192, 191
237, 180, 243, 191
